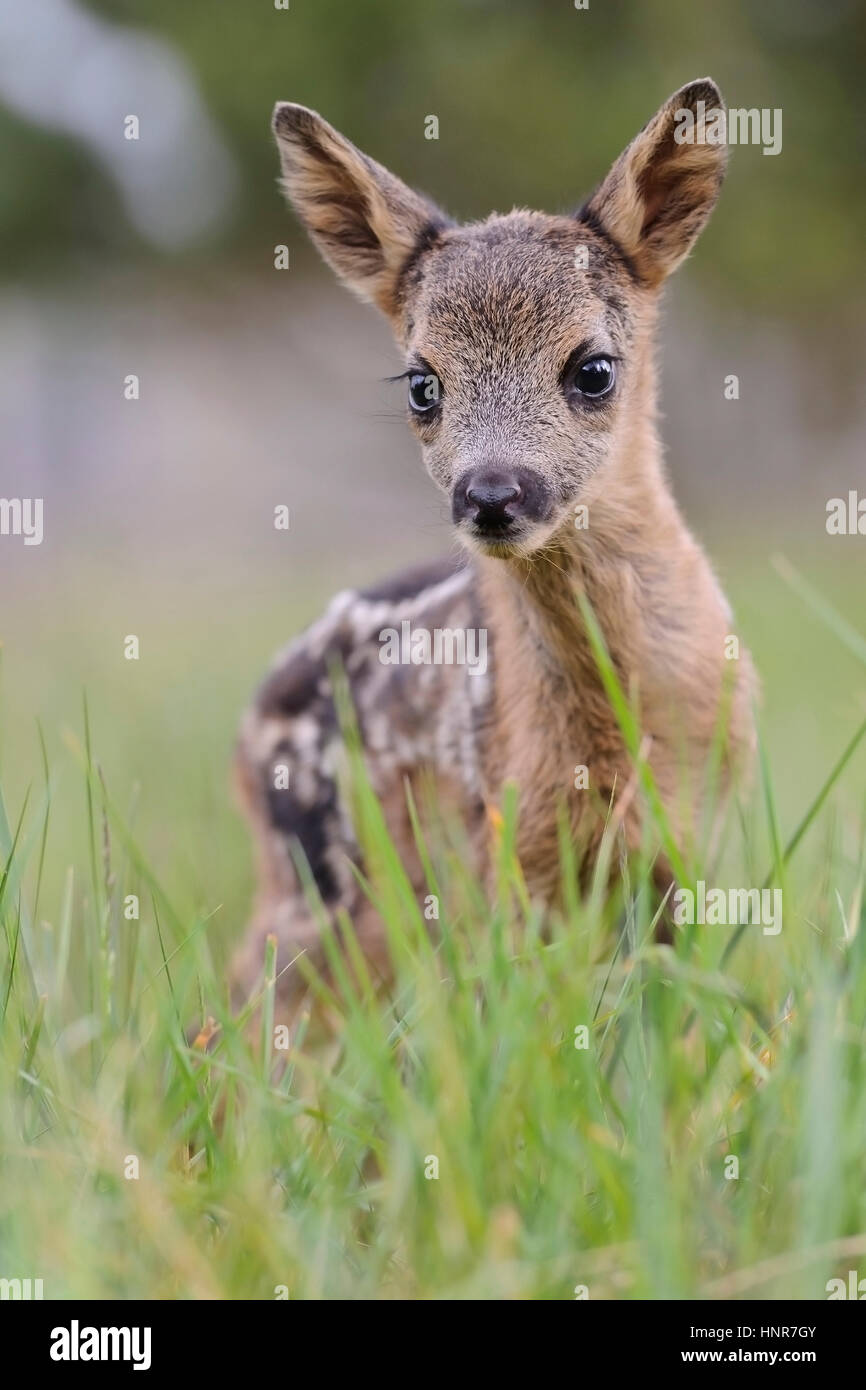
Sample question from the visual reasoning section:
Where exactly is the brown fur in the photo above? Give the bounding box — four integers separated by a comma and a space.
230, 80, 756, 1027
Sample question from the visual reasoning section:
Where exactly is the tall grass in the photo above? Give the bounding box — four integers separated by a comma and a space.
0, 552, 864, 1300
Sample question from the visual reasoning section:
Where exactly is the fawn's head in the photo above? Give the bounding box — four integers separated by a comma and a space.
273, 81, 726, 557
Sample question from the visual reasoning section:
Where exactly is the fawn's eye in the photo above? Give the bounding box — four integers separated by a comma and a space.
408, 371, 442, 413
567, 355, 616, 401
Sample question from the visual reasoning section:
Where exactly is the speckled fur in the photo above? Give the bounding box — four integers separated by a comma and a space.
231, 80, 756, 1024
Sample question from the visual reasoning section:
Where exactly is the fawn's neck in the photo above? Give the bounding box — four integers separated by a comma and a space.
478, 348, 686, 700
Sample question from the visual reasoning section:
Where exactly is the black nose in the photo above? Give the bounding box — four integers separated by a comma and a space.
458, 472, 523, 531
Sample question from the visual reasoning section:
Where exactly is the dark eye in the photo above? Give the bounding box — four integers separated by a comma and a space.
408, 371, 442, 413
568, 355, 616, 401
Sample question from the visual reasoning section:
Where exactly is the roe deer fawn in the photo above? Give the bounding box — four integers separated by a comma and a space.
230, 79, 756, 1026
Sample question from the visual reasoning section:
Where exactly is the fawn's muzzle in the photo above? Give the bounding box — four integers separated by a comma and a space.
452, 468, 551, 540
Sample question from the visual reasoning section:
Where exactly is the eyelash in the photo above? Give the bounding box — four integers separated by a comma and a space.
388, 366, 434, 383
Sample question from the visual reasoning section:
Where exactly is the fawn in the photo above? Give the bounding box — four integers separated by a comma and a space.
230, 79, 756, 1024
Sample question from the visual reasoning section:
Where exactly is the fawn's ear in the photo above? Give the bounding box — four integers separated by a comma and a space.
581, 79, 727, 286
272, 103, 450, 317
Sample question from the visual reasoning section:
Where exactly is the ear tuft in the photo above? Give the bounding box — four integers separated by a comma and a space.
271, 102, 450, 318
582, 78, 727, 286
675, 77, 724, 114
272, 102, 315, 139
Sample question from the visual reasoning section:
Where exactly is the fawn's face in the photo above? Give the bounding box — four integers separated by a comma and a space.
397, 213, 641, 554
273, 82, 726, 557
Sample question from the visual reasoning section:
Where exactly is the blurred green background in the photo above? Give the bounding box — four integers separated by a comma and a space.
6, 0, 866, 318
0, 0, 864, 955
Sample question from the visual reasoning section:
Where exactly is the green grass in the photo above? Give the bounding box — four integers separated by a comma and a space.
1, 537, 865, 1300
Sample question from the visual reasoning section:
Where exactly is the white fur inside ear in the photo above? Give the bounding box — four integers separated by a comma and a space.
271, 104, 448, 316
